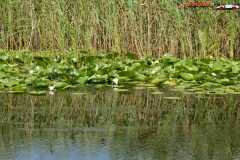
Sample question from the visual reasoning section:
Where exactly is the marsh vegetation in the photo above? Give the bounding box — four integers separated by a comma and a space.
0, 0, 239, 58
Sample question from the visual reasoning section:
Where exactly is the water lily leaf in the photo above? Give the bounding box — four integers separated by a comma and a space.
118, 71, 135, 79
114, 88, 129, 92
86, 56, 96, 63
0, 71, 6, 78
52, 82, 68, 89
0, 54, 9, 62
171, 88, 185, 91
25, 76, 36, 84
35, 80, 50, 88
105, 52, 119, 59
174, 59, 186, 68
3, 78, 19, 87
3, 65, 14, 73
210, 61, 223, 71
184, 65, 198, 72
89, 74, 108, 82
199, 58, 211, 64
216, 78, 235, 85
50, 72, 63, 79
125, 53, 138, 60
33, 56, 50, 62
9, 85, 27, 91
180, 73, 194, 81
162, 53, 173, 60
8, 90, 27, 94
220, 57, 231, 63
96, 84, 108, 88
164, 80, 177, 86
72, 92, 87, 95
13, 56, 24, 63
137, 75, 149, 82
29, 91, 47, 95
151, 91, 164, 94
170, 71, 181, 78
134, 86, 146, 90
62, 85, 77, 90
164, 65, 174, 73
76, 76, 89, 84
37, 60, 47, 68
169, 56, 179, 63
151, 78, 168, 85
231, 64, 240, 73
42, 67, 54, 75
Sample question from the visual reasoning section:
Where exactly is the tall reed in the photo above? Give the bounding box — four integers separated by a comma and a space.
0, 0, 239, 58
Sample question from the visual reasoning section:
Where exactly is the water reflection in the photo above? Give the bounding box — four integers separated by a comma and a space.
0, 88, 240, 159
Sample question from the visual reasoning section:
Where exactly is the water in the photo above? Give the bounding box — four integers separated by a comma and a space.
0, 88, 240, 160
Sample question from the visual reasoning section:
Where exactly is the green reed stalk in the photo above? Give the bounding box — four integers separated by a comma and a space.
0, 0, 239, 58
229, 11, 236, 60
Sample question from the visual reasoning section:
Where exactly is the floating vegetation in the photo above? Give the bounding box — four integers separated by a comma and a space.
1, 51, 240, 95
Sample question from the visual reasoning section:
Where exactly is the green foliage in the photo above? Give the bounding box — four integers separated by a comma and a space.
0, 51, 240, 94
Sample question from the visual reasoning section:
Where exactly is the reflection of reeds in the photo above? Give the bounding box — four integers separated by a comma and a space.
0, 89, 240, 128
0, 1, 239, 58
1, 90, 240, 159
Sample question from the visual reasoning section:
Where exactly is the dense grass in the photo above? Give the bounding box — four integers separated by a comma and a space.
0, 0, 239, 58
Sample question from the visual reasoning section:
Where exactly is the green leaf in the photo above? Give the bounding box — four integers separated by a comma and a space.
89, 74, 108, 82
211, 61, 223, 71
162, 53, 173, 60
125, 53, 138, 60
151, 78, 168, 85
13, 56, 24, 63
52, 82, 68, 89
183, 65, 198, 72
0, 54, 9, 62
10, 85, 27, 91
216, 78, 235, 85
118, 71, 135, 79
35, 80, 50, 87
0, 71, 7, 78
180, 73, 194, 81
3, 78, 19, 87
137, 75, 149, 82
105, 52, 119, 59
76, 76, 89, 84
29, 91, 47, 95
231, 64, 240, 73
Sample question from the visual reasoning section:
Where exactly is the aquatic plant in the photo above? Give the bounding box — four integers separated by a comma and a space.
1, 51, 240, 94
0, 1, 239, 58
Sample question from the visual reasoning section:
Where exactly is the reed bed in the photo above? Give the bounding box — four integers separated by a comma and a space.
0, 0, 239, 58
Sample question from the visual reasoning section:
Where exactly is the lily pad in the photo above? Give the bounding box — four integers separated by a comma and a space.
76, 76, 89, 84
151, 91, 164, 94
72, 92, 87, 95
29, 91, 47, 95
114, 88, 129, 92
180, 73, 194, 81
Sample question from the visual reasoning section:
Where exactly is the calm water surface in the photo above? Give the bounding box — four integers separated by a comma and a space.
1, 87, 240, 160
